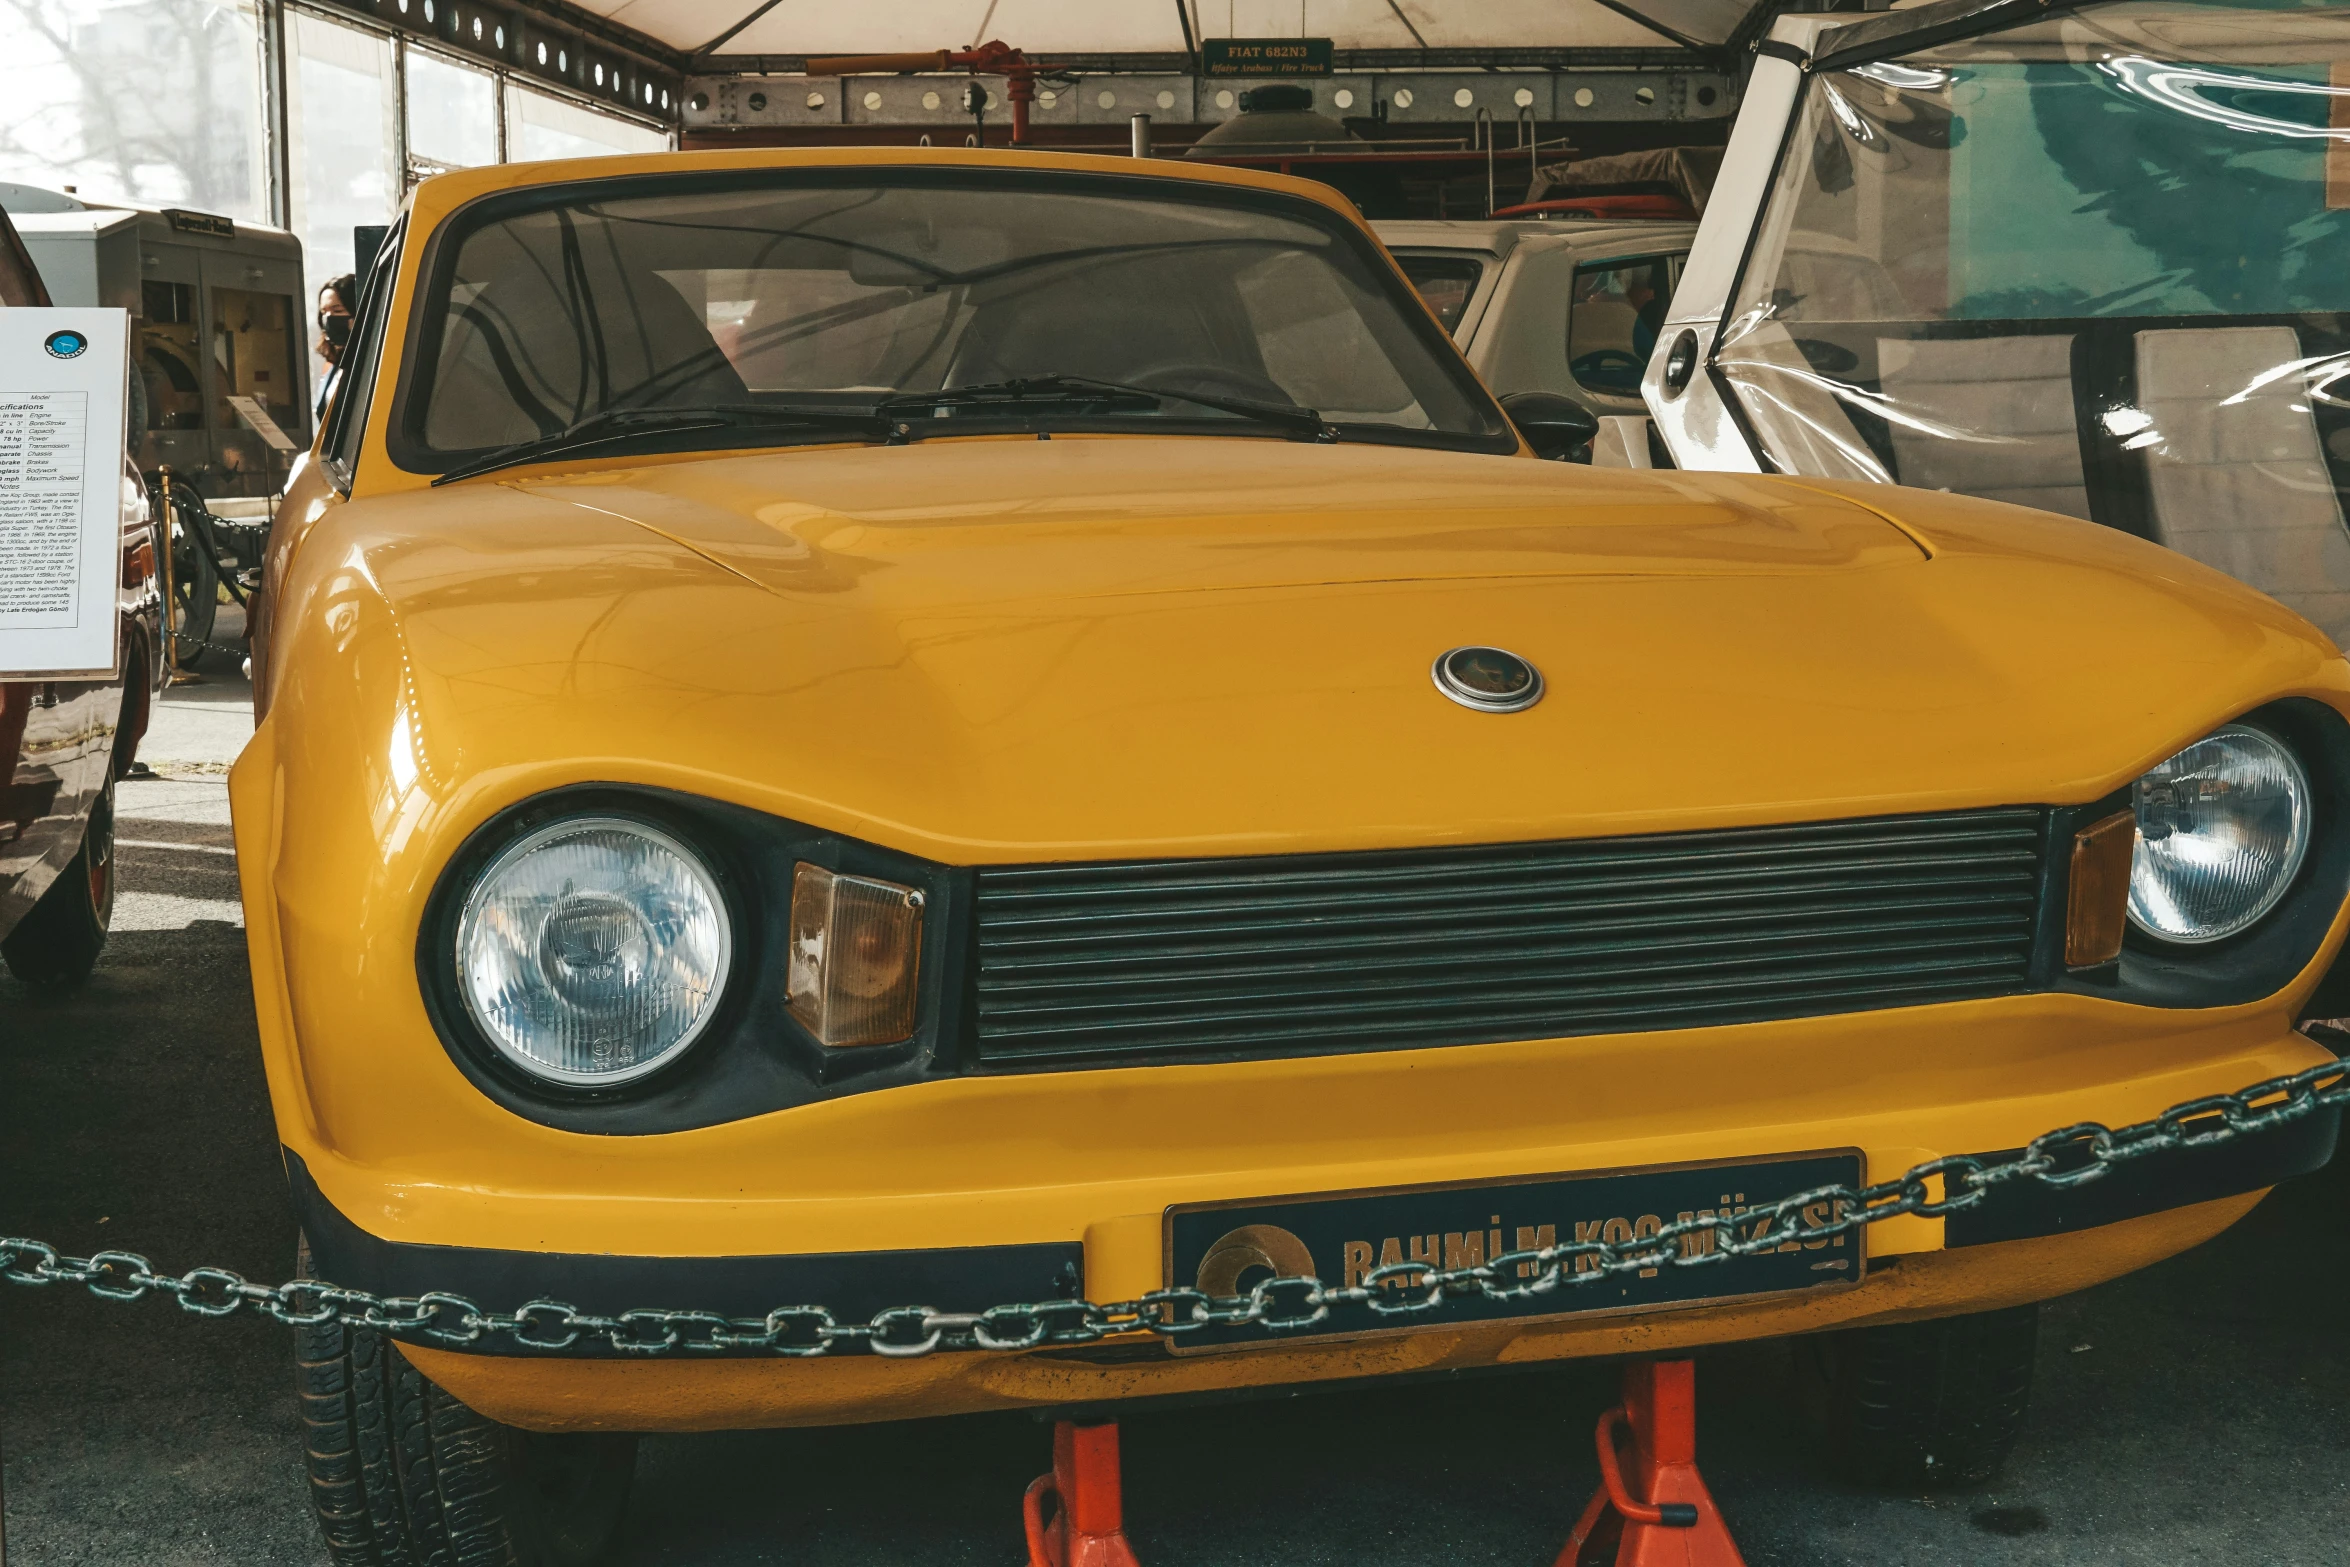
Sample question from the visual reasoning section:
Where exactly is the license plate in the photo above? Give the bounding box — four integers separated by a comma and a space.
1162, 1149, 1865, 1352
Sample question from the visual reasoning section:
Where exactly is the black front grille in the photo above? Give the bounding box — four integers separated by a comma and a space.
971, 809, 2046, 1065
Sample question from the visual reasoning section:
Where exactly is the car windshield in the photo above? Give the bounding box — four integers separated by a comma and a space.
396, 170, 1513, 466
1711, 1, 2350, 640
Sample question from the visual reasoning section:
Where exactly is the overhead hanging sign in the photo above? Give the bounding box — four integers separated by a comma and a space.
162, 208, 236, 239
1200, 38, 1335, 77
0, 308, 128, 679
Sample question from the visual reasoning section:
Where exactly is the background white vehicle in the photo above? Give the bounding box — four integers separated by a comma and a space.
1631, 0, 2350, 647
1376, 218, 1698, 432
1, 184, 311, 502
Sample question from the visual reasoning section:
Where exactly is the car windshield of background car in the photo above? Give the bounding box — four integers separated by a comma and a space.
1570, 256, 1676, 396
1710, 2, 2350, 642
402, 175, 1511, 463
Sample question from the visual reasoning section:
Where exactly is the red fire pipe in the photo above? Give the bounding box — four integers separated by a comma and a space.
804, 40, 1039, 145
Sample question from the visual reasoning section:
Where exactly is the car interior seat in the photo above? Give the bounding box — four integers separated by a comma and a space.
2135, 325, 2350, 642
944, 255, 1252, 391
423, 274, 751, 450
1875, 333, 2093, 520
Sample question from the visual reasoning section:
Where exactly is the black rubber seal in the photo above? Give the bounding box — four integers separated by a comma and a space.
285, 1150, 1084, 1357
1942, 1099, 2340, 1248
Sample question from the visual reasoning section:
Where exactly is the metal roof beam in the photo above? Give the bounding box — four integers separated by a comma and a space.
298, 0, 686, 120
696, 45, 1718, 76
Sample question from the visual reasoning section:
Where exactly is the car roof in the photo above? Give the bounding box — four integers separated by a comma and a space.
402, 146, 1371, 234
1372, 218, 1699, 261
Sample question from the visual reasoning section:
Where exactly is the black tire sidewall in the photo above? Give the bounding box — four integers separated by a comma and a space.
2, 780, 115, 988
1799, 1302, 2041, 1490
294, 1233, 637, 1567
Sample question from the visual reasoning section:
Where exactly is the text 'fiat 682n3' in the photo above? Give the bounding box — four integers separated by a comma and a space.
239, 146, 2349, 1563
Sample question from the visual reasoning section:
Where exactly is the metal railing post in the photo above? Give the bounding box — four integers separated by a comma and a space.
156, 466, 181, 687
1475, 107, 1496, 215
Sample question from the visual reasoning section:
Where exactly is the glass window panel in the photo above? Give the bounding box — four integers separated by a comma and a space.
406, 49, 499, 172
403, 178, 1505, 456
138, 280, 203, 431
326, 221, 401, 487
1711, 4, 2350, 641
1393, 254, 1485, 335
287, 13, 397, 394
1569, 256, 1675, 396
211, 286, 299, 480
1236, 250, 1428, 424
0, 0, 267, 219
505, 86, 670, 162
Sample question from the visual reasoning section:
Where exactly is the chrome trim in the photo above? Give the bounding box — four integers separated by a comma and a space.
1431, 646, 1544, 714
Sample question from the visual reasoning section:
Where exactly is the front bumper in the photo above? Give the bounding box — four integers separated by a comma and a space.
282, 1004, 2339, 1432
388, 1195, 2274, 1433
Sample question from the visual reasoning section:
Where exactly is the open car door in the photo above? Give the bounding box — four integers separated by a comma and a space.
1646, 0, 2350, 646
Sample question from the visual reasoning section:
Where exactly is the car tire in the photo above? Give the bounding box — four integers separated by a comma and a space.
2, 780, 114, 988
1797, 1303, 2039, 1489
295, 1247, 637, 1566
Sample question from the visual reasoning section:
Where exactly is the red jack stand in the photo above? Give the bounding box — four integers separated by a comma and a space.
1557, 1360, 1746, 1567
1024, 1420, 1143, 1567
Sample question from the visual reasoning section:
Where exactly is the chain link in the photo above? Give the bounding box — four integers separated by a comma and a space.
167, 632, 256, 662
159, 488, 263, 662
8, 1058, 2346, 1358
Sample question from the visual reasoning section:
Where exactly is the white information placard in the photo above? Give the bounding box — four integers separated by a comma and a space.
0, 307, 128, 679
226, 392, 298, 454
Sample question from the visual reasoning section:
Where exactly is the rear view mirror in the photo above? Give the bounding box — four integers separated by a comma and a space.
1501, 391, 1600, 463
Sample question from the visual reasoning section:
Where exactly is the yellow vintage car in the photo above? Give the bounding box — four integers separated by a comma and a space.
242, 146, 2346, 1563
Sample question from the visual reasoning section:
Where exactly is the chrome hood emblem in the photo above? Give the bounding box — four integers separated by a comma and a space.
1432, 646, 1543, 713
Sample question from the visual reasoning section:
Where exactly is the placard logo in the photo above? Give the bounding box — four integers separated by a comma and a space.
1194, 1223, 1315, 1295
42, 329, 88, 360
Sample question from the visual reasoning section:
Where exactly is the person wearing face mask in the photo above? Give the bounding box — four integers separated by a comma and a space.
314, 273, 357, 422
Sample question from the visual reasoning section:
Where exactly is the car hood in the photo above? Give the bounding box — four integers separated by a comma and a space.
296, 438, 2343, 864
532, 436, 1926, 598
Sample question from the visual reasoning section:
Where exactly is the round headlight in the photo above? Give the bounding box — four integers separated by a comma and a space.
455, 817, 732, 1087
2128, 725, 2312, 945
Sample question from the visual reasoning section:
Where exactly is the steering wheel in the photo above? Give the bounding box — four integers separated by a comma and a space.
1126, 363, 1297, 408
1570, 348, 1645, 382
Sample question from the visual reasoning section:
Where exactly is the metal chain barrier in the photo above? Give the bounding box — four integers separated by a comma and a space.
154, 476, 266, 662
7, 1056, 2347, 1359
162, 629, 258, 663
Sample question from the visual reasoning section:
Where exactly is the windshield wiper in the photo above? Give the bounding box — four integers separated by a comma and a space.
876, 375, 1337, 442
432, 405, 898, 487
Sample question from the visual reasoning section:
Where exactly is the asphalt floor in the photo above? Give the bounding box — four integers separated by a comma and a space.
3, 640, 2348, 1564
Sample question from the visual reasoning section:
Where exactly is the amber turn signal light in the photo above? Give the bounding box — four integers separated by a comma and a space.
2066, 809, 2137, 968
787, 863, 925, 1047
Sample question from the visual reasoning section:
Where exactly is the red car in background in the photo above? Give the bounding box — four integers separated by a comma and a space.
1, 206, 161, 989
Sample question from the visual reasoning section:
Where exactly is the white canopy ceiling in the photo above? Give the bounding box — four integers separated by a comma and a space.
581, 0, 1758, 60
